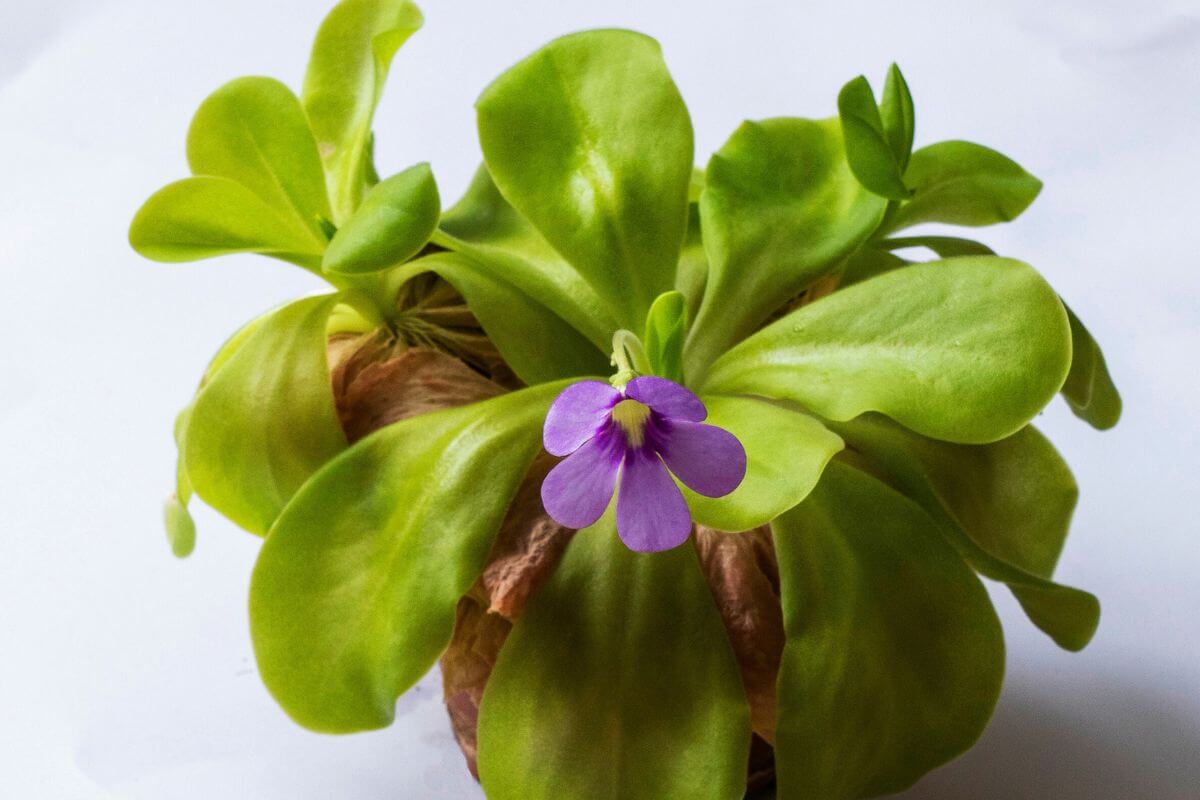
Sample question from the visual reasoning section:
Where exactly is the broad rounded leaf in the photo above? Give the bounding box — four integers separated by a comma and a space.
1062, 304, 1122, 429
476, 29, 693, 330
250, 383, 566, 732
303, 0, 423, 222
836, 413, 1100, 650
888, 140, 1042, 231
129, 177, 324, 269
687, 117, 886, 376
701, 257, 1072, 445
838, 75, 911, 200
477, 515, 750, 800
185, 294, 347, 535
186, 76, 331, 241
323, 162, 440, 274
684, 396, 843, 532
391, 252, 608, 385
773, 460, 1004, 798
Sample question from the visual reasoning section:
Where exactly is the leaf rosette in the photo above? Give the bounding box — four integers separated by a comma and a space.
131, 2, 1122, 798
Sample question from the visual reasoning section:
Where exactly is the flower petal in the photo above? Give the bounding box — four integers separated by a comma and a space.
658, 420, 747, 498
541, 430, 622, 528
543, 381, 621, 456
616, 449, 692, 552
625, 376, 706, 422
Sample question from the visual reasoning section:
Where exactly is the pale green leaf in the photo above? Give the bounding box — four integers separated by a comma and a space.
323, 162, 439, 274
1062, 304, 1122, 429
685, 396, 842, 532
303, 0, 423, 222
773, 460, 1004, 798
476, 29, 693, 330
249, 382, 566, 732
702, 257, 1072, 445
838, 75, 911, 200
477, 514, 750, 800
687, 117, 886, 376
185, 294, 347, 535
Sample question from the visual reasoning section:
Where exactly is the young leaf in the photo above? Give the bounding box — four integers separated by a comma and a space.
773, 461, 1004, 798
835, 414, 1100, 650
1062, 304, 1122, 429
837, 75, 911, 200
684, 396, 842, 532
186, 76, 331, 242
303, 0, 424, 222
249, 382, 568, 733
687, 117, 886, 376
185, 294, 347, 535
164, 406, 196, 558
477, 514, 750, 800
643, 291, 687, 383
879, 63, 915, 172
390, 252, 609, 385
129, 177, 324, 270
476, 29, 694, 330
435, 165, 617, 350
701, 257, 1072, 445
323, 162, 440, 274
887, 140, 1042, 231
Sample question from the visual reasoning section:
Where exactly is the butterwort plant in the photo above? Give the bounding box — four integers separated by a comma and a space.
130, 0, 1122, 797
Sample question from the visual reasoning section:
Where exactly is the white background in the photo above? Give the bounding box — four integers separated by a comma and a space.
1, 0, 1197, 797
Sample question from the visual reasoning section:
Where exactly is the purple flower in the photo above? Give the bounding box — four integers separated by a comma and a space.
540, 376, 747, 552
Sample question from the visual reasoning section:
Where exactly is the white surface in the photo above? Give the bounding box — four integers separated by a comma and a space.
1, 0, 1197, 797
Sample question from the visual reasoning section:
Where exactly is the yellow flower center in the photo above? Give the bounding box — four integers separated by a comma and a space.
611, 399, 652, 447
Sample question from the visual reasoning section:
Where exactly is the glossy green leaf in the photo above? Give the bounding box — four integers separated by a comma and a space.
773, 460, 1004, 798
881, 235, 995, 258
323, 162, 439, 274
435, 165, 616, 349
389, 252, 608, 385
477, 514, 750, 800
185, 294, 347, 535
880, 63, 915, 172
303, 0, 423, 222
250, 383, 565, 732
838, 75, 911, 200
838, 246, 910, 288
1062, 304, 1122, 429
129, 177, 324, 269
687, 117, 886, 376
643, 291, 687, 383
476, 29, 693, 330
186, 76, 331, 242
702, 257, 1072, 445
835, 414, 1099, 650
685, 396, 843, 532
675, 201, 708, 319
888, 140, 1042, 231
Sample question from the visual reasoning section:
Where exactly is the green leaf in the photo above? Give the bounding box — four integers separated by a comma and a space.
888, 140, 1042, 231
185, 294, 347, 535
477, 514, 750, 800
435, 165, 618, 350
701, 257, 1072, 445
835, 414, 1100, 650
476, 29, 694, 330
389, 252, 608, 385
773, 460, 1004, 798
303, 0, 424, 222
685, 396, 843, 532
880, 63, 915, 172
675, 201, 708, 319
643, 291, 687, 383
186, 76, 331, 242
164, 406, 196, 558
129, 177, 324, 269
881, 235, 996, 258
1062, 304, 1122, 429
249, 382, 566, 732
687, 117, 886, 377
838, 246, 910, 288
323, 162, 440, 274
838, 75, 911, 200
